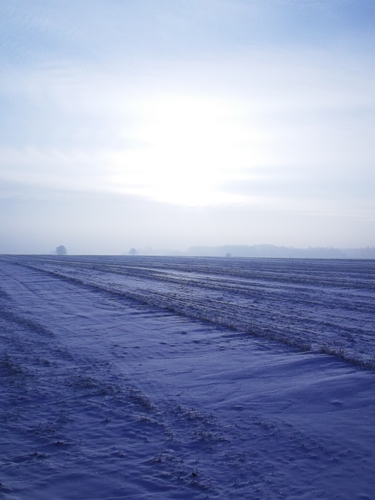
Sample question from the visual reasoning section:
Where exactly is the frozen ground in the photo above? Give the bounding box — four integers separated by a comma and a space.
0, 255, 374, 499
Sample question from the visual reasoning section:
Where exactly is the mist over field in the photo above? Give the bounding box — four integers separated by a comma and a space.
125, 244, 375, 259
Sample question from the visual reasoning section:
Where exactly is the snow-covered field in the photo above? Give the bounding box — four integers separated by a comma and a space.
1, 255, 374, 499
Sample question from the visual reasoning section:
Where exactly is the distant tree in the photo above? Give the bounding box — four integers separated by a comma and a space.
129, 248, 137, 256
225, 252, 232, 258
56, 245, 67, 255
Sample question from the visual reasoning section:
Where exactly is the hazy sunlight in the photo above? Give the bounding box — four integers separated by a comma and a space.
111, 96, 265, 205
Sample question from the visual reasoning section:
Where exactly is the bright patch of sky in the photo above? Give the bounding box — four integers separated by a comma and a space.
1, 0, 374, 253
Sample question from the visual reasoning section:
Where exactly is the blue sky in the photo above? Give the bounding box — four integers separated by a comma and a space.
1, 0, 374, 254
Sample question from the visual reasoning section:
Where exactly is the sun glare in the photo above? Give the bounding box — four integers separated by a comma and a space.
110, 95, 265, 206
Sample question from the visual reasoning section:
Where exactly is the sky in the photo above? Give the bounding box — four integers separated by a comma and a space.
1, 0, 374, 254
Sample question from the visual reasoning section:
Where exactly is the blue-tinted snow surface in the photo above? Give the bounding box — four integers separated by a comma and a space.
0, 256, 374, 499
12, 255, 375, 361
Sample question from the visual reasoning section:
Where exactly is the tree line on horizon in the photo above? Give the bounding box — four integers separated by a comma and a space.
122, 244, 375, 259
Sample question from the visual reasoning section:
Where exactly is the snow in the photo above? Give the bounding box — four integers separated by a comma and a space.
1, 255, 374, 499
